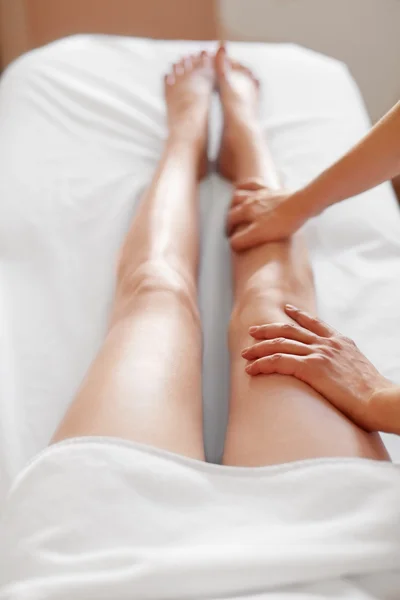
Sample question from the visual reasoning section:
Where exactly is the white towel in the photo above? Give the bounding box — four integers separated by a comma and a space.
1, 438, 400, 599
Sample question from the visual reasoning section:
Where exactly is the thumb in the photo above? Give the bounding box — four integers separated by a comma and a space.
230, 223, 262, 252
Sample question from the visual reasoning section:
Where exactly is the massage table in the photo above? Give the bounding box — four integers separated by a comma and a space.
1, 36, 400, 508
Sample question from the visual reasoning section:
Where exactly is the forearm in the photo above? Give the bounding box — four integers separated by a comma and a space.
370, 384, 400, 435
294, 100, 400, 217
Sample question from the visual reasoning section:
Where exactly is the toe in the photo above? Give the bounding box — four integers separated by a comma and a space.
165, 73, 175, 86
188, 54, 197, 70
179, 57, 187, 75
236, 61, 260, 87
248, 67, 260, 87
230, 58, 244, 72
247, 66, 259, 84
215, 45, 228, 77
183, 55, 193, 71
215, 44, 225, 64
200, 50, 212, 68
173, 62, 184, 77
192, 53, 202, 68
216, 44, 226, 60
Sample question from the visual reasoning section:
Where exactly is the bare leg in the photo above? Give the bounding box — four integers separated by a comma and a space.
52, 53, 215, 460
216, 48, 389, 466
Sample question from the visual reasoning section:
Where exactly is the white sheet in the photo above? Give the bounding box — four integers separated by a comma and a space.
1, 36, 400, 507
2, 439, 400, 599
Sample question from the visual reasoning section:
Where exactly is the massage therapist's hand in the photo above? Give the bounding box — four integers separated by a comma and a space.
242, 305, 395, 432
226, 179, 312, 252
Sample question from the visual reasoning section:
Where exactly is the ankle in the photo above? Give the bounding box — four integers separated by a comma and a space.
228, 111, 259, 134
219, 123, 266, 181
224, 116, 264, 156
167, 129, 205, 153
166, 131, 208, 180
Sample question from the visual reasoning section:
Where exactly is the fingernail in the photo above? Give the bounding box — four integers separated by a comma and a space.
285, 304, 297, 311
245, 365, 252, 373
241, 348, 249, 357
249, 326, 258, 333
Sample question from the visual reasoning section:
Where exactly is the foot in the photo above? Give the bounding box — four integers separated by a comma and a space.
165, 51, 215, 179
215, 45, 261, 181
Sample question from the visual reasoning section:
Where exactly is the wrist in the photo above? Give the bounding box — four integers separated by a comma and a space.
289, 187, 322, 223
293, 180, 334, 219
368, 383, 400, 434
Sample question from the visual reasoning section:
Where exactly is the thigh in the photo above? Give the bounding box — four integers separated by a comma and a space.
223, 234, 389, 466
52, 283, 204, 460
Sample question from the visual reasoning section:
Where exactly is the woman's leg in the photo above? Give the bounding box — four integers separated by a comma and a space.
52, 53, 215, 460
216, 50, 389, 466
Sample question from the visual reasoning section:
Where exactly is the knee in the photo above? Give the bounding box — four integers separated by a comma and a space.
229, 275, 284, 343
115, 258, 200, 325
229, 235, 315, 342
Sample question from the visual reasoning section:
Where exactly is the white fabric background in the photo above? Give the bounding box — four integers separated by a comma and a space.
0, 36, 400, 507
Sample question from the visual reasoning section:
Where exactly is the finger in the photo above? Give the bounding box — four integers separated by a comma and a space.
245, 354, 304, 376
241, 339, 311, 360
235, 178, 266, 192
231, 189, 251, 207
230, 223, 263, 252
248, 322, 318, 345
285, 305, 335, 337
226, 203, 252, 236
